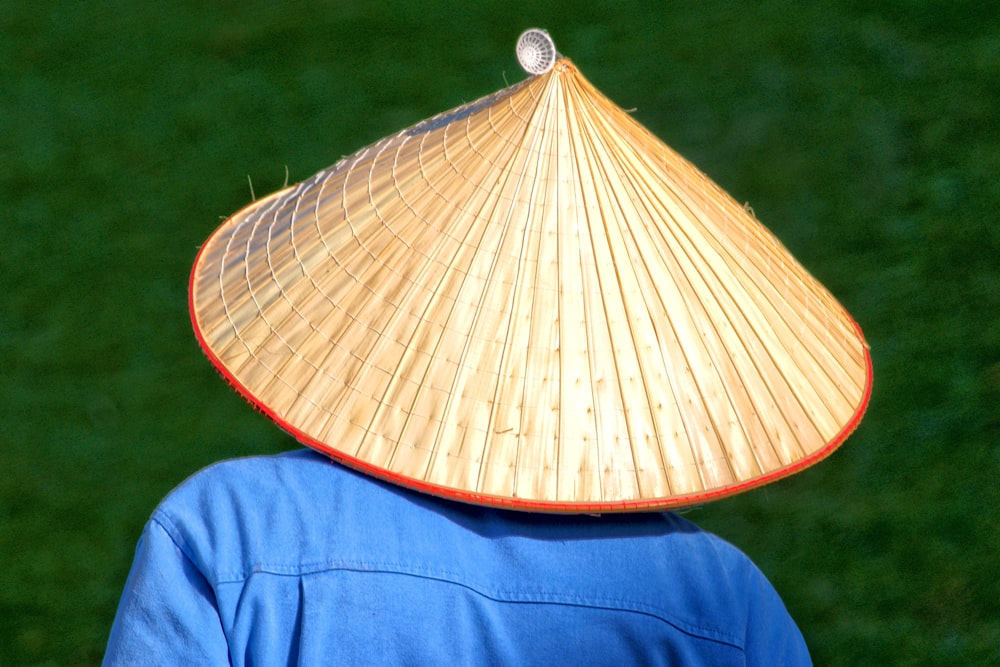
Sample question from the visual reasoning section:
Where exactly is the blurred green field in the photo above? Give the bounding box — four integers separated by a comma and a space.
2, 1, 998, 664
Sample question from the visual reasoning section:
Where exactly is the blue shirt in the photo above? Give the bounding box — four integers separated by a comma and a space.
104, 449, 810, 665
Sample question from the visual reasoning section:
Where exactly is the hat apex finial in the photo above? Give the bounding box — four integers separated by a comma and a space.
516, 29, 557, 75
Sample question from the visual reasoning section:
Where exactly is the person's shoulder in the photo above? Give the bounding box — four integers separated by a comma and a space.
622, 511, 756, 567
173, 447, 329, 485
153, 449, 319, 511
146, 449, 351, 579
677, 513, 773, 583
621, 512, 779, 618
667, 513, 761, 569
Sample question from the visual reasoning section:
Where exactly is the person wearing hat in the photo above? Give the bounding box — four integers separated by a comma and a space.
104, 32, 871, 665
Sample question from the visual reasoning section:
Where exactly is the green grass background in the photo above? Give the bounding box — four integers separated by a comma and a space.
3, 1, 998, 664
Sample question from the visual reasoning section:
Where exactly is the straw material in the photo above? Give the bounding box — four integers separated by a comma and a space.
190, 58, 872, 512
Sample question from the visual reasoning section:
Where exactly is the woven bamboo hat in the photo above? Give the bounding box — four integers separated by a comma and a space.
190, 30, 872, 512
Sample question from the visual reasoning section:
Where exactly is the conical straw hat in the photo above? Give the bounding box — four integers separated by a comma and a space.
190, 30, 872, 512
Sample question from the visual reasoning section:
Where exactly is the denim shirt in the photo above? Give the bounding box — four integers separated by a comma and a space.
104, 449, 810, 665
